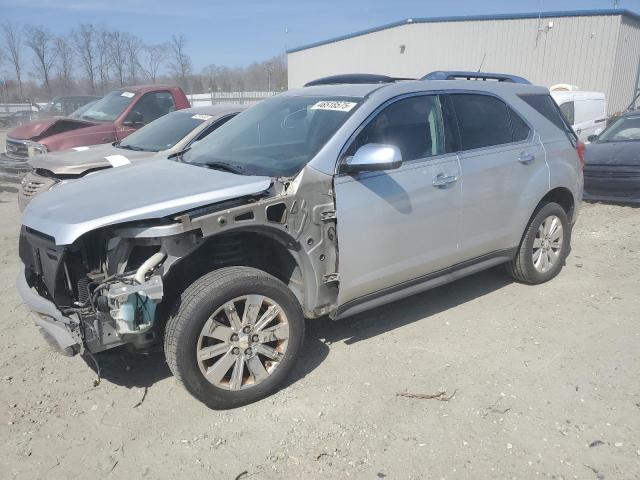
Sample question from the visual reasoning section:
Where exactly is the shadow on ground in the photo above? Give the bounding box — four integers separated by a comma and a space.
87, 267, 512, 390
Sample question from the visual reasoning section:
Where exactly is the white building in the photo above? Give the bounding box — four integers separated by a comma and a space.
287, 9, 640, 114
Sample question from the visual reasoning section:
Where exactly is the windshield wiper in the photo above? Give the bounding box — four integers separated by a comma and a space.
118, 144, 146, 151
168, 147, 191, 160
201, 161, 246, 175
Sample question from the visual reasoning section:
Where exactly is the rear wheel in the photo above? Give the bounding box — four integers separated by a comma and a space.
164, 267, 304, 409
506, 202, 570, 284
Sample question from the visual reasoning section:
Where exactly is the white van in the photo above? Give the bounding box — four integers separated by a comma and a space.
550, 86, 607, 142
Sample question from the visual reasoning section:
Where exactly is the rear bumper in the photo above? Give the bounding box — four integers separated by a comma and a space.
16, 265, 80, 356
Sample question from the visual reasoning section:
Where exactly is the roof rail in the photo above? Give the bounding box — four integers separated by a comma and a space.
422, 71, 531, 84
304, 74, 414, 87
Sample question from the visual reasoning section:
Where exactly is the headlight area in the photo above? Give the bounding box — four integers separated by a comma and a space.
51, 229, 178, 353
79, 235, 170, 352
25, 141, 48, 157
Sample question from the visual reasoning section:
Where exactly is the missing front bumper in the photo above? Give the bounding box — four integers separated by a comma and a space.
16, 265, 81, 356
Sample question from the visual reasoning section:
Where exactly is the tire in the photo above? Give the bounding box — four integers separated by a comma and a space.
164, 266, 305, 409
506, 202, 570, 284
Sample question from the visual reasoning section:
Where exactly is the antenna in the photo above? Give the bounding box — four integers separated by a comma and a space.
477, 53, 486, 72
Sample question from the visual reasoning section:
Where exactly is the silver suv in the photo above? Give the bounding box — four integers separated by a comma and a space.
17, 76, 584, 409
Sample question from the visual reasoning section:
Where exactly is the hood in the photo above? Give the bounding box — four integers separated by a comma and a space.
29, 143, 155, 176
9, 117, 98, 141
22, 159, 272, 245
585, 141, 640, 167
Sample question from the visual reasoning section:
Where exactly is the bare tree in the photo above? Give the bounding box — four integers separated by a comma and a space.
96, 28, 111, 91
109, 30, 127, 86
55, 36, 74, 94
140, 43, 167, 83
24, 25, 57, 100
169, 34, 192, 90
124, 34, 143, 84
1, 22, 25, 100
72, 24, 97, 93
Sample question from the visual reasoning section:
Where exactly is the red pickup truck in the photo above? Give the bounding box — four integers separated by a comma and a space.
2, 85, 190, 169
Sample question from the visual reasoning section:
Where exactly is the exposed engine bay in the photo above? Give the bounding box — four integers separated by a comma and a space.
18, 167, 339, 356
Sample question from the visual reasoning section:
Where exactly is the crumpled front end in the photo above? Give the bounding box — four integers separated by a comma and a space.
17, 225, 167, 356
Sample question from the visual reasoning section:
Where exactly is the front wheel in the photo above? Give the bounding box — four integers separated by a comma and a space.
164, 267, 305, 409
506, 202, 570, 284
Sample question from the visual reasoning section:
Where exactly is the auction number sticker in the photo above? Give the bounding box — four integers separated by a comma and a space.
105, 154, 131, 167
192, 114, 213, 121
310, 101, 357, 112
121, 91, 135, 98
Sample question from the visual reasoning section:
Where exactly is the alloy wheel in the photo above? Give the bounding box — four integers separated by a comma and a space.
532, 214, 564, 273
196, 295, 290, 390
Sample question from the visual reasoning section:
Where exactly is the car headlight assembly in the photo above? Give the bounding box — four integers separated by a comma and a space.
26, 142, 47, 157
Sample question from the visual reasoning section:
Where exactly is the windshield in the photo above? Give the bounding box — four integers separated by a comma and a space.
598, 115, 640, 142
80, 90, 135, 122
69, 100, 98, 119
182, 95, 362, 176
120, 111, 214, 152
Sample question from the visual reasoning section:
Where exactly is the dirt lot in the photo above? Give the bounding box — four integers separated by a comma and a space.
0, 175, 639, 479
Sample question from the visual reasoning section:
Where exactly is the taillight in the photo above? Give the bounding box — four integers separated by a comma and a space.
576, 141, 586, 170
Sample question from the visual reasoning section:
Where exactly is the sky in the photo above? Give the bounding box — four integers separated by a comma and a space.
1, 0, 639, 70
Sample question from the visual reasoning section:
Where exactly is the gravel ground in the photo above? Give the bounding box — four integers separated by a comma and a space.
0, 180, 639, 479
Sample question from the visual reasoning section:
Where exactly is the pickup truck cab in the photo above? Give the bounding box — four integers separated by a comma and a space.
2, 85, 190, 168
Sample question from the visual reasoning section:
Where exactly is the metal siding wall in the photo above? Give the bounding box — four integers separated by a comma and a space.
609, 17, 640, 113
288, 15, 625, 112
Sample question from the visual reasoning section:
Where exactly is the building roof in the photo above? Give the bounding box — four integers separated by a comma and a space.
287, 9, 640, 54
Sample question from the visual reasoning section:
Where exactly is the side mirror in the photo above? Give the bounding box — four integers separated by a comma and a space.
587, 134, 598, 142
341, 144, 402, 174
123, 110, 144, 126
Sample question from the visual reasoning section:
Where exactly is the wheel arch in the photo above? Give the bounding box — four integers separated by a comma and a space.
538, 187, 576, 222
513, 186, 576, 251
161, 225, 329, 319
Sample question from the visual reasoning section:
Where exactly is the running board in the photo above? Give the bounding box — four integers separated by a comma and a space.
332, 249, 516, 320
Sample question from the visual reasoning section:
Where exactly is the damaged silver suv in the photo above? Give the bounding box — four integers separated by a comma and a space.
18, 75, 584, 409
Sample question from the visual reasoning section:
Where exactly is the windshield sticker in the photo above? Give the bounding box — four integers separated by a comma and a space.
72, 146, 90, 151
310, 101, 357, 112
105, 154, 131, 167
120, 91, 135, 98
192, 114, 213, 121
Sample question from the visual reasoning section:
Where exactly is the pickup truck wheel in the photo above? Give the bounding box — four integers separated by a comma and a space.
506, 202, 570, 284
164, 267, 304, 409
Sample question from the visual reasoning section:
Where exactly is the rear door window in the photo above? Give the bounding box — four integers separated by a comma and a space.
450, 94, 514, 150
508, 107, 531, 142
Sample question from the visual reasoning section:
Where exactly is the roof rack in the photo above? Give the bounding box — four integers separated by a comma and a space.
304, 74, 414, 87
422, 71, 531, 84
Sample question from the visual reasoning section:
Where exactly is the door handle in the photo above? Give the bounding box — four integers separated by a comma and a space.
517, 152, 535, 164
432, 173, 458, 188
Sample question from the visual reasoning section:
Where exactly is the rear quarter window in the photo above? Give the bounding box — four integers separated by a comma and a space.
519, 94, 577, 145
